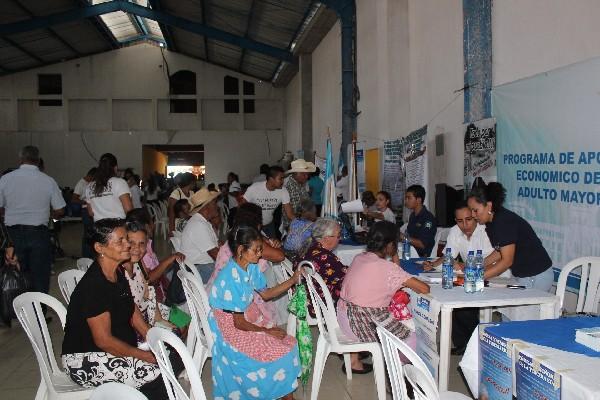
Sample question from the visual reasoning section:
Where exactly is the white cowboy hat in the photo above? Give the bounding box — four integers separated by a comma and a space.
189, 187, 220, 213
285, 159, 317, 175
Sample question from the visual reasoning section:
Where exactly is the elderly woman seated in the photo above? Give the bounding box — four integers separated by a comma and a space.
298, 218, 348, 314
61, 219, 180, 400
123, 220, 186, 330
337, 220, 430, 374
283, 198, 318, 260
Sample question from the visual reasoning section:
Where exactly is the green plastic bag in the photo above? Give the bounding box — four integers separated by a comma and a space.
288, 284, 313, 386
168, 305, 192, 328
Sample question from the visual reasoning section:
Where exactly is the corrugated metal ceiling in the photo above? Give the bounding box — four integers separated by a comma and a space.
0, 0, 337, 85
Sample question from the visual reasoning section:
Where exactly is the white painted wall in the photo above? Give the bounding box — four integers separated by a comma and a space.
285, 0, 600, 211
408, 0, 464, 203
493, 0, 600, 86
0, 44, 285, 186
284, 73, 301, 153
311, 22, 342, 162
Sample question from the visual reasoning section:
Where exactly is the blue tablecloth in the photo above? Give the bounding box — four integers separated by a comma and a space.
400, 257, 428, 275
487, 317, 600, 358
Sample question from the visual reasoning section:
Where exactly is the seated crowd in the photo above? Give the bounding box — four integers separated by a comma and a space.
0, 145, 555, 399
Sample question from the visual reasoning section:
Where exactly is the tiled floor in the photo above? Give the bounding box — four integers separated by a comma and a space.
0, 221, 473, 399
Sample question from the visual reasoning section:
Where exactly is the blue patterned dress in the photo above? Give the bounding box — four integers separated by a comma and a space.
208, 258, 300, 399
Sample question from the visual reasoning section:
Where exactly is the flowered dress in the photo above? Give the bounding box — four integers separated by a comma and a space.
299, 241, 347, 316
208, 258, 301, 400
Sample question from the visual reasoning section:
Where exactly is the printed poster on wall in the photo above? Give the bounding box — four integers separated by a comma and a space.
356, 146, 366, 194
411, 293, 440, 380
464, 117, 497, 190
516, 351, 561, 400
478, 325, 512, 400
315, 154, 327, 181
382, 138, 405, 208
493, 56, 600, 268
404, 125, 428, 188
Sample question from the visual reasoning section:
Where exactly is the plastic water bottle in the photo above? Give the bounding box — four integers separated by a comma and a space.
475, 249, 485, 292
402, 236, 411, 261
442, 248, 454, 289
464, 250, 476, 293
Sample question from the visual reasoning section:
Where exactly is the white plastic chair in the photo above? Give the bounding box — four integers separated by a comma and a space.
90, 382, 148, 400
149, 203, 168, 240
430, 227, 451, 258
76, 257, 93, 272
57, 269, 85, 304
177, 269, 213, 371
272, 260, 317, 335
556, 256, 600, 315
181, 260, 205, 287
376, 323, 469, 400
302, 263, 386, 400
147, 327, 208, 400
13, 292, 94, 400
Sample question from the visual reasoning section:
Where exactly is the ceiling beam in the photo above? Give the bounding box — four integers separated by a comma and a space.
198, 0, 209, 61
0, 0, 294, 63
147, 0, 176, 51
238, 0, 257, 72
76, 0, 120, 49
2, 36, 44, 64
10, 0, 81, 56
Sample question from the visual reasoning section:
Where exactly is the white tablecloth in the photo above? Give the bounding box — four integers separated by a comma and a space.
421, 286, 559, 391
334, 243, 419, 266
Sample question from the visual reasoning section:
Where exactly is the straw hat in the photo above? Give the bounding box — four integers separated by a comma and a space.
189, 187, 220, 213
285, 159, 316, 175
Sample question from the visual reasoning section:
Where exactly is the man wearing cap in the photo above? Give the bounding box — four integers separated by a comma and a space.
243, 165, 294, 238
282, 159, 316, 230
180, 187, 221, 283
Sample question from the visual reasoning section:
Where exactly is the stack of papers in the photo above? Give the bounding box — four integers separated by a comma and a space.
575, 327, 600, 352
419, 272, 442, 283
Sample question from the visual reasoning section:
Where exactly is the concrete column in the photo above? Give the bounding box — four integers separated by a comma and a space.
299, 53, 313, 161
463, 0, 492, 123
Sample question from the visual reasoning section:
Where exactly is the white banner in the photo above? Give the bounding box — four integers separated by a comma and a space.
493, 56, 600, 268
382, 138, 405, 208
411, 293, 441, 380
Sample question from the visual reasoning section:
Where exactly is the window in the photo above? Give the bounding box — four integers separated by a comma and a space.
39, 99, 63, 107
38, 74, 62, 106
224, 75, 239, 95
243, 99, 255, 114
243, 80, 255, 95
224, 99, 239, 113
38, 74, 62, 95
170, 99, 197, 113
169, 70, 196, 95
169, 70, 197, 113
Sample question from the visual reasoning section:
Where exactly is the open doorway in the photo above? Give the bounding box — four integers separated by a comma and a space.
142, 144, 205, 182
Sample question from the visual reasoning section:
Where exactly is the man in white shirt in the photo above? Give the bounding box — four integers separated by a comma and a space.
72, 167, 96, 258
336, 166, 349, 202
127, 174, 144, 209
423, 200, 494, 355
425, 202, 494, 269
243, 165, 294, 238
251, 163, 269, 183
0, 146, 66, 297
180, 188, 220, 283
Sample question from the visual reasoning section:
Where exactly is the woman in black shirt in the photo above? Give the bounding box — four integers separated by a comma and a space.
467, 182, 554, 291
61, 219, 165, 398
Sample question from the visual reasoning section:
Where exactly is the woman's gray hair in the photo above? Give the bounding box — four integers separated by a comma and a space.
311, 218, 340, 241
295, 198, 316, 217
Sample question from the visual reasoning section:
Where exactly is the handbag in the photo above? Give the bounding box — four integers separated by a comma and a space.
165, 264, 187, 306
0, 263, 28, 326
